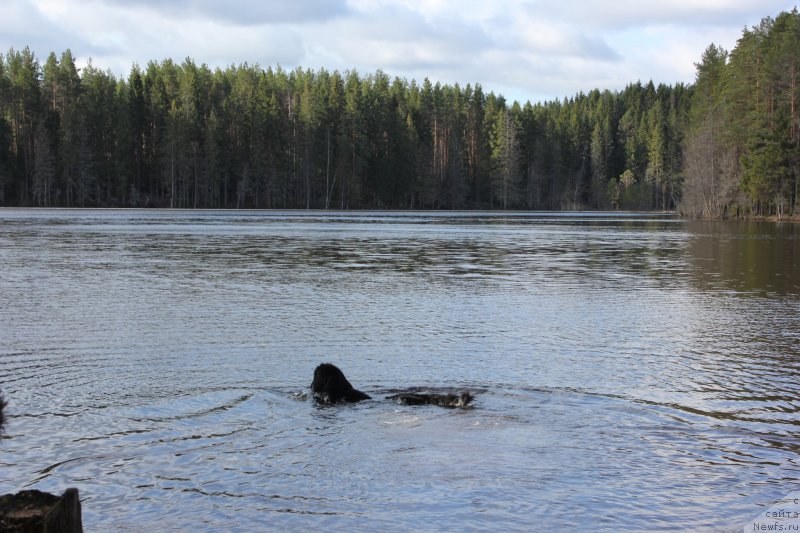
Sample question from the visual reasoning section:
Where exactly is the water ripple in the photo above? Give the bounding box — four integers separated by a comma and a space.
1, 210, 799, 531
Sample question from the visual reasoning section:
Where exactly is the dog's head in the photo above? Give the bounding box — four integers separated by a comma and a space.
311, 363, 370, 404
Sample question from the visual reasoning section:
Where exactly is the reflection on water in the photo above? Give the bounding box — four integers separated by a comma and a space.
0, 210, 798, 531
687, 220, 800, 295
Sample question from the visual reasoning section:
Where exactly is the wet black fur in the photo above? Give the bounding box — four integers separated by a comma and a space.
311, 363, 372, 404
386, 391, 473, 408
311, 363, 473, 408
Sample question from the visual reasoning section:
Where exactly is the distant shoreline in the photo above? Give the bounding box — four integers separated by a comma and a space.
3, 206, 797, 222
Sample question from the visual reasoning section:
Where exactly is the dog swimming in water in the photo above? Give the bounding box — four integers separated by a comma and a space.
311, 363, 473, 408
311, 363, 372, 404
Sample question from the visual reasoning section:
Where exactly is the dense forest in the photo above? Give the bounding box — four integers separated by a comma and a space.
682, 10, 800, 218
0, 9, 797, 216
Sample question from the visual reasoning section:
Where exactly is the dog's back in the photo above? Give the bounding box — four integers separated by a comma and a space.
387, 391, 473, 408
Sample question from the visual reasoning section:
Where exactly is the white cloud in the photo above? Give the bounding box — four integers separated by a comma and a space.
97, 0, 350, 25
533, 0, 793, 29
23, 0, 306, 74
311, 2, 491, 72
0, 0, 90, 57
0, 0, 797, 103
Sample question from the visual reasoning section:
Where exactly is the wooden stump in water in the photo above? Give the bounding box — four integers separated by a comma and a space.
0, 488, 83, 533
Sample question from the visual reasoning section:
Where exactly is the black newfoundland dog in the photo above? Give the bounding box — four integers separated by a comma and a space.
310, 363, 372, 404
311, 363, 473, 408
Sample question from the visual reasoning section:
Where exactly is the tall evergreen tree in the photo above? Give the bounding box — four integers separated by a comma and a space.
3, 11, 796, 216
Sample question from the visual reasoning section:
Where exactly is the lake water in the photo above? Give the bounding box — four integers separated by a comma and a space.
0, 209, 798, 531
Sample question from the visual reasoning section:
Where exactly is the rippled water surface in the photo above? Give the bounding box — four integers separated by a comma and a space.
1, 209, 799, 531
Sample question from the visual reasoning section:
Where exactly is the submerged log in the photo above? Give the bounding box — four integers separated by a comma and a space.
0, 488, 83, 533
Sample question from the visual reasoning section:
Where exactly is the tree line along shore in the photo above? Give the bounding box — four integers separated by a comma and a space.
0, 9, 798, 218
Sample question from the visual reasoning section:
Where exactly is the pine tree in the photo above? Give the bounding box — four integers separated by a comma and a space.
490, 106, 521, 209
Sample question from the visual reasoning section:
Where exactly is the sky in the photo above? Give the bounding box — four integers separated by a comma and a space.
0, 0, 797, 104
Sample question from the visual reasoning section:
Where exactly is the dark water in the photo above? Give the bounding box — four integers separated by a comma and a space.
1, 209, 798, 531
